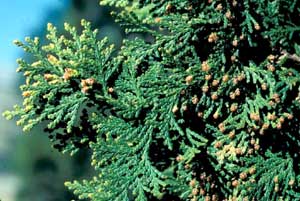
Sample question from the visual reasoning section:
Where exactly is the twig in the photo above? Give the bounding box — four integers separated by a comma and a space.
281, 50, 300, 63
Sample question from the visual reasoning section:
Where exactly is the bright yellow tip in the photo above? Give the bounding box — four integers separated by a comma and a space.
47, 23, 53, 30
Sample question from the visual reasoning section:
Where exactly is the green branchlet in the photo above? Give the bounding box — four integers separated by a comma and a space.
4, 0, 300, 200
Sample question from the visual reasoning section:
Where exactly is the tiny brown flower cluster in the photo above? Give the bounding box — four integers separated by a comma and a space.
284, 113, 293, 120
81, 78, 95, 94
186, 75, 194, 85
266, 54, 278, 72
47, 54, 58, 65
44, 74, 57, 82
232, 167, 257, 190
296, 91, 300, 103
176, 154, 184, 162
236, 73, 245, 83
267, 113, 277, 121
216, 4, 222, 11
231, 179, 239, 188
192, 96, 199, 105
250, 113, 260, 122
213, 111, 219, 120
232, 39, 238, 47
259, 122, 270, 135
271, 93, 281, 104
22, 91, 32, 97
214, 141, 223, 149
108, 87, 114, 93
211, 92, 218, 101
229, 88, 241, 100
205, 74, 212, 81
267, 64, 275, 72
231, 55, 237, 62
230, 103, 238, 112
232, 0, 238, 7
231, 73, 245, 85
249, 167, 256, 175
218, 123, 226, 133
267, 54, 276, 62
275, 116, 286, 130
202, 85, 209, 93
172, 105, 179, 113
238, 73, 245, 81
165, 3, 173, 13
154, 17, 161, 23
225, 10, 232, 20
228, 130, 235, 139
248, 141, 260, 154
212, 79, 219, 87
202, 61, 211, 72
208, 32, 219, 43
240, 172, 247, 181
42, 73, 49, 80
188, 172, 220, 201
254, 23, 261, 31
222, 74, 229, 82
288, 179, 295, 186
261, 83, 267, 91
182, 104, 188, 112
43, 73, 61, 85
63, 68, 78, 81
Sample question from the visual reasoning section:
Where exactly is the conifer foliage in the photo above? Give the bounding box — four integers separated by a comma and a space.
4, 0, 300, 200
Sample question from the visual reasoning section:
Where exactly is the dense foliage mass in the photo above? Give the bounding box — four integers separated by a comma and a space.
4, 0, 300, 200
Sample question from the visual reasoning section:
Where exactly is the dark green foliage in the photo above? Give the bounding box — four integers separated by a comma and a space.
3, 0, 300, 200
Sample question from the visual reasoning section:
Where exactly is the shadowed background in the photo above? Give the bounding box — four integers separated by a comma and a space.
0, 1, 122, 200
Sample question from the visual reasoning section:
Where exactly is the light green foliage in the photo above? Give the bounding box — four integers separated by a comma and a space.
3, 0, 300, 200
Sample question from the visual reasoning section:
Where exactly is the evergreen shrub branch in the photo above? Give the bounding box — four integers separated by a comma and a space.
3, 0, 300, 200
